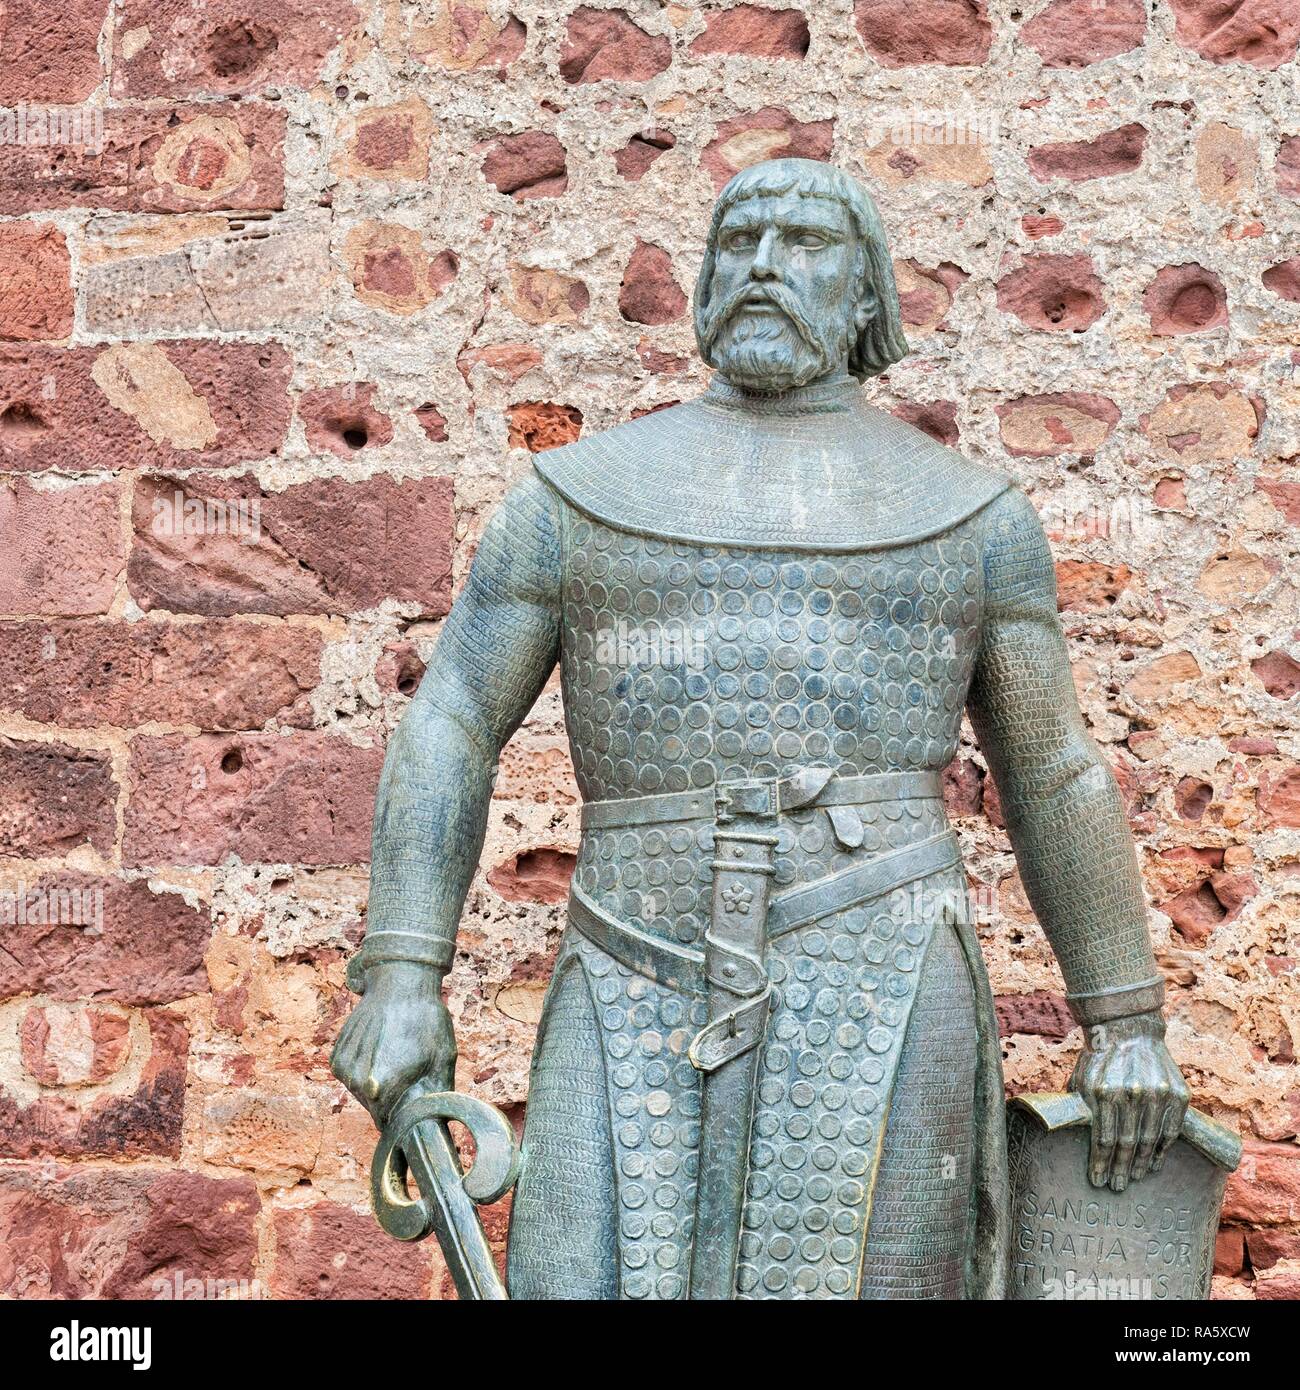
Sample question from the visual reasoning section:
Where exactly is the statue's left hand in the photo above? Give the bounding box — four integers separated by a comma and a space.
1068, 1012, 1190, 1193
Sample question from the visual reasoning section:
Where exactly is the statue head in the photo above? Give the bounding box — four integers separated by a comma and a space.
693, 158, 909, 393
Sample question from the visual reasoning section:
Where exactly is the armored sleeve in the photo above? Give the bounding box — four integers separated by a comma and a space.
348, 474, 563, 988
966, 488, 1163, 1026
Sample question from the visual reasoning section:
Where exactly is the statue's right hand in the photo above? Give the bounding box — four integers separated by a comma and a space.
330, 961, 456, 1125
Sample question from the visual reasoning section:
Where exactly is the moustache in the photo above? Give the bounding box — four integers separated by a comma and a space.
700, 281, 821, 352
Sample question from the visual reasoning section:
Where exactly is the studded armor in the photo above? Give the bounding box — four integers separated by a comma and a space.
350, 377, 1164, 1299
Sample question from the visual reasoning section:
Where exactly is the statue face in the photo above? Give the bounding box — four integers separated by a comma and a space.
701, 192, 863, 392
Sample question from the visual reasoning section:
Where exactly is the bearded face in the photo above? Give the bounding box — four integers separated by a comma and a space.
698, 192, 865, 393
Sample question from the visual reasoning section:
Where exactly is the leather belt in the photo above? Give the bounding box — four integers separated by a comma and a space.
580, 769, 943, 832
568, 829, 962, 995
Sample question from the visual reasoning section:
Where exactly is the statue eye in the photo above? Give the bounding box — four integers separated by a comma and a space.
795, 233, 828, 250
725, 231, 756, 251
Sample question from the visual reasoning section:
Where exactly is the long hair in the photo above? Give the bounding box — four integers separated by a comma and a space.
693, 158, 910, 382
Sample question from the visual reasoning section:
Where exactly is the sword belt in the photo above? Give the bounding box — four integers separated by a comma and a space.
567, 766, 958, 1301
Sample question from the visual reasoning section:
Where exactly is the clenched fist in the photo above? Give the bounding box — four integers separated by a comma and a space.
331, 961, 456, 1125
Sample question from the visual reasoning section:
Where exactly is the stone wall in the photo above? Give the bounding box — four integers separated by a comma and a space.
0, 0, 1296, 1300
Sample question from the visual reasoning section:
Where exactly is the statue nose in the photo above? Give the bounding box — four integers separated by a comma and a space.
749, 228, 780, 280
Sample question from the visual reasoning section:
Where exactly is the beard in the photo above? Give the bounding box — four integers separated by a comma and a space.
699, 280, 855, 392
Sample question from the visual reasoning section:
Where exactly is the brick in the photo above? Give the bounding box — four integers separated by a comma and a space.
0, 104, 286, 214
1168, 0, 1299, 69
690, 6, 810, 59
0, 1166, 259, 1298
335, 99, 433, 182
21, 1003, 132, 1086
506, 402, 583, 452
0, 342, 292, 473
112, 0, 362, 98
618, 240, 687, 325
1252, 650, 1300, 699
457, 342, 543, 385
0, 1, 108, 103
1055, 560, 1133, 611
344, 220, 458, 314
559, 7, 672, 83
481, 131, 568, 199
1140, 383, 1260, 465
0, 224, 72, 341
701, 106, 834, 190
890, 400, 958, 446
0, 1007, 188, 1160
1143, 264, 1228, 334
1020, 0, 1146, 66
1259, 767, 1300, 830
996, 254, 1106, 332
853, 0, 992, 67
894, 259, 967, 334
270, 1201, 434, 1299
1195, 123, 1257, 206
298, 382, 394, 457
375, 640, 426, 697
487, 847, 577, 904
505, 265, 590, 325
414, 403, 449, 441
123, 731, 383, 866
995, 991, 1073, 1039
1222, 1141, 1300, 1224
614, 129, 676, 180
200, 1082, 323, 1175
0, 737, 117, 857
1263, 257, 1300, 303
864, 121, 992, 187
997, 392, 1120, 457
128, 473, 454, 618
407, 2, 526, 71
0, 872, 209, 1005
1026, 123, 1147, 182
0, 478, 124, 616
1124, 650, 1202, 703
0, 618, 321, 728
1278, 135, 1300, 198
81, 211, 332, 336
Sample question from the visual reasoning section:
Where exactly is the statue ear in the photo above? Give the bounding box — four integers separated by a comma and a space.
854, 284, 878, 332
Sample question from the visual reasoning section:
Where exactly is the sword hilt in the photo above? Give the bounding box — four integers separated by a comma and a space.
371, 1081, 521, 1299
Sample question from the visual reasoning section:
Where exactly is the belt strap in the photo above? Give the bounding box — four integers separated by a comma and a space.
581, 769, 943, 831
767, 831, 962, 938
568, 882, 705, 995
568, 830, 962, 992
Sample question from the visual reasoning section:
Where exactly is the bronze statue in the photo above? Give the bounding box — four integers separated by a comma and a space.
332, 158, 1198, 1300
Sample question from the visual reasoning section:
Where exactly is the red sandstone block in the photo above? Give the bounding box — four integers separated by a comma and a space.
0, 478, 124, 616
618, 240, 687, 325
690, 5, 810, 59
111, 0, 361, 98
0, 872, 209, 1005
996, 253, 1106, 332
270, 1201, 435, 1299
128, 473, 454, 617
0, 618, 321, 728
481, 131, 568, 199
0, 224, 73, 341
298, 382, 394, 457
853, 0, 992, 67
0, 737, 117, 857
1026, 124, 1147, 182
701, 107, 834, 190
1167, 0, 1298, 69
0, 103, 286, 215
559, 7, 671, 83
0, 1007, 188, 1160
0, 1, 108, 104
123, 731, 383, 866
1222, 1141, 1300, 1224
0, 1165, 259, 1298
1021, 0, 1146, 67
0, 342, 293, 473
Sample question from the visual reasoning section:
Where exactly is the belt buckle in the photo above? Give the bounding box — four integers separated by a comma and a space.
714, 778, 778, 824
